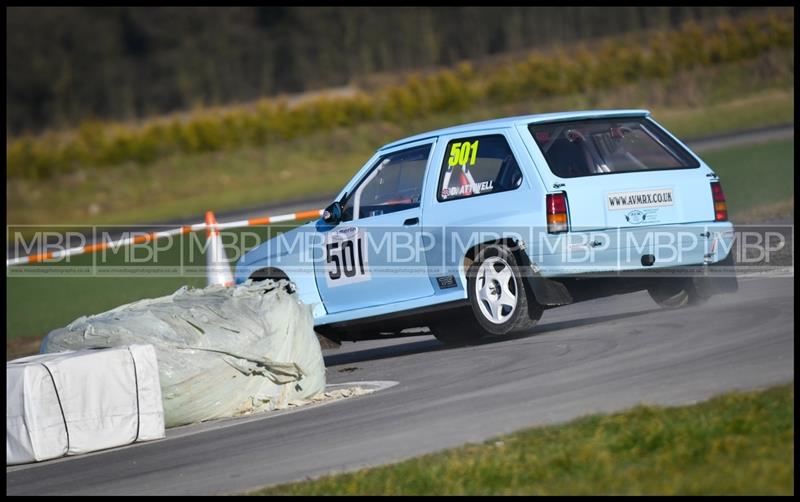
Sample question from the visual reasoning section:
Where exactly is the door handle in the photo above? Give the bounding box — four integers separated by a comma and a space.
403, 217, 419, 226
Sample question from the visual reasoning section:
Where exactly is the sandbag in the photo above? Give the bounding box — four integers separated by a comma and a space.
7, 345, 164, 465
41, 280, 325, 428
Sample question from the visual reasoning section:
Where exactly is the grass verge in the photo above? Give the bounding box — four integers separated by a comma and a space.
697, 137, 794, 221
250, 383, 794, 495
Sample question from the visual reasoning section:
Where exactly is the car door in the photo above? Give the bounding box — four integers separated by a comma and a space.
314, 139, 437, 314
421, 128, 538, 291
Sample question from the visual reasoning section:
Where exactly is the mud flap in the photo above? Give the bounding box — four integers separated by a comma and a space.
692, 251, 739, 297
514, 250, 573, 306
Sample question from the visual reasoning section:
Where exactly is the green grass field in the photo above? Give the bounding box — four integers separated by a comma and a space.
249, 383, 794, 495
6, 224, 269, 343
699, 138, 794, 221
5, 136, 794, 358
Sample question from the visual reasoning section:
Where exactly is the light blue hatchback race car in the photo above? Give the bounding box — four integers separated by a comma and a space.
235, 110, 738, 345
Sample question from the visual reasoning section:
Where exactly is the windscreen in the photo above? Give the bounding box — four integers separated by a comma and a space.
529, 118, 700, 178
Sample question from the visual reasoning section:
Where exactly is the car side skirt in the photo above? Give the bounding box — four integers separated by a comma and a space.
316, 299, 470, 342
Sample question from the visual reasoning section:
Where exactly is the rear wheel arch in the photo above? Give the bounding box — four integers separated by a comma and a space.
463, 238, 526, 274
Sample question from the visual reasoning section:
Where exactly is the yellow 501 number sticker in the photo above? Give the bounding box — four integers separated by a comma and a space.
448, 140, 479, 167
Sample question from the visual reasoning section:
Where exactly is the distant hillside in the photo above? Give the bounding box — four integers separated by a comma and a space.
7, 6, 763, 135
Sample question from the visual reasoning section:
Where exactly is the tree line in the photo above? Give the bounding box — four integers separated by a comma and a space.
7, 6, 759, 135
7, 10, 792, 180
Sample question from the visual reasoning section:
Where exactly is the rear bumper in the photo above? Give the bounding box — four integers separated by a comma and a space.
521, 222, 738, 306
533, 221, 736, 277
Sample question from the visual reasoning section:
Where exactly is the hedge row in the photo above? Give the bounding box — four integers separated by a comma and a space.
7, 12, 794, 180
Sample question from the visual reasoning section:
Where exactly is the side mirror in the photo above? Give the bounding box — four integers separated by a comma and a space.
322, 201, 342, 225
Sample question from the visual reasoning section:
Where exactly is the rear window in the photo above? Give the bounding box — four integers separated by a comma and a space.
529, 118, 700, 178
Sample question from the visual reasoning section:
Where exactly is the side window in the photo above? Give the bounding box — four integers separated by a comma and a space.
341, 144, 431, 221
437, 134, 523, 202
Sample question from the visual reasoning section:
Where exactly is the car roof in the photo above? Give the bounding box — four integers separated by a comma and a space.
379, 109, 651, 151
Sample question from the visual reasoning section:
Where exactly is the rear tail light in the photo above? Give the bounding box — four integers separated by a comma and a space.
710, 181, 728, 221
546, 192, 568, 233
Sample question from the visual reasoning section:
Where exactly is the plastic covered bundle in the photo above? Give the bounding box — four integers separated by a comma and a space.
7, 345, 165, 465
41, 280, 325, 428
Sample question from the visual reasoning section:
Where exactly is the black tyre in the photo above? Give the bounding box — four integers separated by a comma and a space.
647, 278, 709, 309
432, 244, 542, 345
430, 314, 487, 345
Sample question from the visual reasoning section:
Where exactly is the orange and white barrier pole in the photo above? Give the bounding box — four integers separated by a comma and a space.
6, 208, 323, 267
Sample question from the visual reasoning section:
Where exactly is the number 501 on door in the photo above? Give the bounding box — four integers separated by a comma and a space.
324, 227, 371, 288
